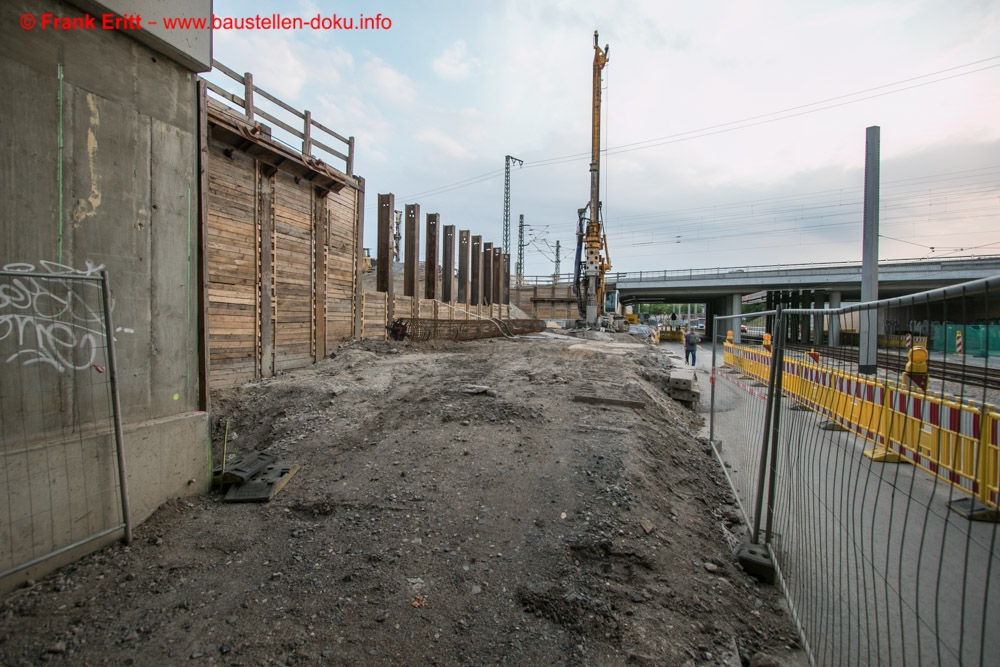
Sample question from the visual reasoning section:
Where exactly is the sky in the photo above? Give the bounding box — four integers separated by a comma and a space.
205, 0, 1000, 278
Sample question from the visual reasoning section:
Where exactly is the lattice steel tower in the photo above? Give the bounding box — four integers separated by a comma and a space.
503, 155, 522, 255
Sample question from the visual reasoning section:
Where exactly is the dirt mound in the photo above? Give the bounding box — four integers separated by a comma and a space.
1, 336, 803, 666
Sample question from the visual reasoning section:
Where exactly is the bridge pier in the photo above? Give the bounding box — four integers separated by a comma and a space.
828, 291, 842, 347
811, 291, 822, 346
731, 293, 743, 344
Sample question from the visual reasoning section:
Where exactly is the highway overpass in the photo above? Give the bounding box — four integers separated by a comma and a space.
610, 255, 1000, 305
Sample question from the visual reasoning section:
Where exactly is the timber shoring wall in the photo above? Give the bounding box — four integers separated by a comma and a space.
205, 105, 363, 388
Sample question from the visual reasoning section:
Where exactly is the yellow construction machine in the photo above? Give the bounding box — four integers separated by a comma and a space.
573, 31, 627, 332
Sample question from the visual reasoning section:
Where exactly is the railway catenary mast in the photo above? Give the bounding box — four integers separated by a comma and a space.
574, 30, 622, 329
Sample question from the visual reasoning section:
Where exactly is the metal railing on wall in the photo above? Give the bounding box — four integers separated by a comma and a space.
0, 268, 131, 582
709, 275, 1000, 666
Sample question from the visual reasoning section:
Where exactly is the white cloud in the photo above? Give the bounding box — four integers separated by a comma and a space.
415, 128, 476, 160
362, 56, 417, 105
432, 41, 479, 81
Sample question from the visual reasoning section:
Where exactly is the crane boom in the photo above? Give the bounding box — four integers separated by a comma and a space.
575, 30, 611, 326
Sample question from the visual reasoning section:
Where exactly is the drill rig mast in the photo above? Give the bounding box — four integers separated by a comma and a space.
574, 30, 621, 329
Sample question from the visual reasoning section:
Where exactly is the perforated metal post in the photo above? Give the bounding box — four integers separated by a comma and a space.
471, 236, 482, 308
458, 230, 470, 306
482, 242, 493, 306
425, 213, 439, 301
101, 270, 132, 545
404, 204, 419, 297
442, 225, 455, 303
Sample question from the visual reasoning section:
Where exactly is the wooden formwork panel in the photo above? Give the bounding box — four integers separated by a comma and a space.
323, 188, 358, 350
326, 297, 354, 341
418, 298, 435, 319
273, 173, 314, 371
360, 295, 388, 340
207, 141, 258, 387
393, 295, 414, 319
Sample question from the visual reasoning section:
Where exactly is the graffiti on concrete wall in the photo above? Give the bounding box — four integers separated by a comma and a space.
0, 260, 128, 373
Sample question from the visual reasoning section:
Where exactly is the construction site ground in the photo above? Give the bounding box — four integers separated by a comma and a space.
0, 331, 805, 667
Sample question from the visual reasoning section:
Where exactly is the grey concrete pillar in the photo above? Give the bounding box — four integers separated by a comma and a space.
731, 293, 742, 344
859, 126, 880, 374
828, 291, 842, 347
811, 291, 821, 346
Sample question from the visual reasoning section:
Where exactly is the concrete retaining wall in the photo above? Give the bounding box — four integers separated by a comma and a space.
0, 0, 210, 591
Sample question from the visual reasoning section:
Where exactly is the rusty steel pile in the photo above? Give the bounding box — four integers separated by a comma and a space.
388, 318, 546, 342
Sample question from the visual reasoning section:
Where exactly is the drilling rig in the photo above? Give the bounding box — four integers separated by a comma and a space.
574, 30, 626, 331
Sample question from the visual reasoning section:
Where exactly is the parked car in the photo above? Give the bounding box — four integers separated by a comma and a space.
741, 324, 748, 334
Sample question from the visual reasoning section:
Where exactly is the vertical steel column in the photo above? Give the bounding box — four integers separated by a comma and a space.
710, 314, 719, 445
100, 270, 132, 545
313, 190, 328, 361
503, 253, 511, 306
442, 225, 455, 303
493, 247, 503, 306
258, 164, 276, 378
377, 194, 395, 322
752, 306, 783, 545
404, 204, 419, 297
458, 230, 470, 306
352, 177, 366, 340
425, 213, 440, 301
471, 236, 482, 308
377, 194, 395, 293
482, 243, 493, 306
859, 125, 881, 374
763, 320, 787, 546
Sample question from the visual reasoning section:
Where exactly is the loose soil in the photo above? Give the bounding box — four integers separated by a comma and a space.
1, 332, 805, 666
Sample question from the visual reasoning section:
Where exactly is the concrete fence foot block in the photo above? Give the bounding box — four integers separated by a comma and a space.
863, 447, 907, 464
738, 541, 776, 584
948, 498, 1000, 522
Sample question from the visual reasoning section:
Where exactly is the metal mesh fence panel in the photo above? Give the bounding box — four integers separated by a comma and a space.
710, 311, 776, 532
711, 276, 1000, 666
1, 268, 129, 580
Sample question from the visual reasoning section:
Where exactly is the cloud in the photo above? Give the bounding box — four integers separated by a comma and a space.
415, 128, 476, 160
362, 56, 418, 105
432, 41, 479, 81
